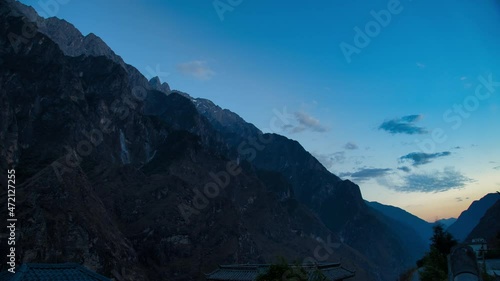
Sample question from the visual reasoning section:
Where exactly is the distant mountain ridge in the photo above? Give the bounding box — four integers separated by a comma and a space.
466, 198, 500, 244
366, 201, 433, 244
435, 218, 457, 229
447, 193, 500, 242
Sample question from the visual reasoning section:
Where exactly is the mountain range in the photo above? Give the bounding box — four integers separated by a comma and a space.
447, 193, 500, 242
0, 1, 497, 280
466, 197, 500, 244
435, 218, 457, 229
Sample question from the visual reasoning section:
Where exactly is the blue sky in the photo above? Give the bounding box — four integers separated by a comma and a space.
21, 0, 500, 221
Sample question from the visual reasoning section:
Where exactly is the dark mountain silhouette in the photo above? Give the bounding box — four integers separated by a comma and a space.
366, 201, 433, 244
0, 0, 428, 280
466, 199, 500, 244
365, 202, 430, 264
0, 3, 376, 280
435, 218, 457, 229
447, 193, 500, 242
192, 91, 423, 276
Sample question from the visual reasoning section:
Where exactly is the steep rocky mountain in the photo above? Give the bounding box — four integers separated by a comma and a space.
9, 0, 125, 67
466, 198, 500, 245
191, 97, 262, 157
0, 1, 424, 280
447, 193, 500, 242
149, 76, 171, 94
0, 1, 378, 280
192, 89, 423, 276
8, 0, 169, 99
189, 104, 422, 279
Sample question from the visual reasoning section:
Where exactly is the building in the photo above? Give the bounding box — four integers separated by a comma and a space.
205, 263, 355, 281
0, 263, 111, 281
469, 238, 488, 259
479, 259, 500, 281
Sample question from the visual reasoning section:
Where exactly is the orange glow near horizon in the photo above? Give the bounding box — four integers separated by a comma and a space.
361, 173, 500, 223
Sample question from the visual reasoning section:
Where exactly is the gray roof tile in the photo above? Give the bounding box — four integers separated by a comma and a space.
0, 263, 111, 281
206, 263, 355, 281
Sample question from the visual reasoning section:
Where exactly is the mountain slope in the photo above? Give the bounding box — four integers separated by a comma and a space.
0, 2, 378, 280
366, 201, 433, 245
6, 8, 420, 278
9, 0, 170, 98
366, 203, 429, 264
447, 193, 500, 242
466, 198, 500, 244
9, 0, 125, 67
435, 218, 457, 229
195, 111, 422, 278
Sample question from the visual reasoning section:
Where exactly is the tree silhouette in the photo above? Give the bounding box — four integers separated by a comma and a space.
419, 224, 457, 281
430, 224, 457, 255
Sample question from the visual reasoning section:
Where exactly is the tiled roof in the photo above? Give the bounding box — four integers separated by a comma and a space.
0, 263, 111, 281
206, 266, 263, 281
206, 263, 355, 281
319, 265, 355, 281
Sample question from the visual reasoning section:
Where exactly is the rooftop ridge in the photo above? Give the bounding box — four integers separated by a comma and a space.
206, 263, 355, 281
218, 262, 341, 269
1, 263, 111, 281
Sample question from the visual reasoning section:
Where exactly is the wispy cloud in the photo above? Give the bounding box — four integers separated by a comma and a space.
283, 111, 329, 133
344, 142, 358, 150
416, 62, 426, 69
177, 60, 215, 80
340, 168, 392, 182
398, 166, 411, 173
313, 151, 345, 169
399, 151, 451, 166
390, 167, 473, 193
494, 166, 500, 170
379, 115, 427, 135
295, 111, 329, 132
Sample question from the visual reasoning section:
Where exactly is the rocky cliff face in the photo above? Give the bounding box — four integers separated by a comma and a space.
9, 0, 125, 68
194, 105, 421, 276
0, 1, 380, 280
0, 0, 427, 279
8, 0, 169, 103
